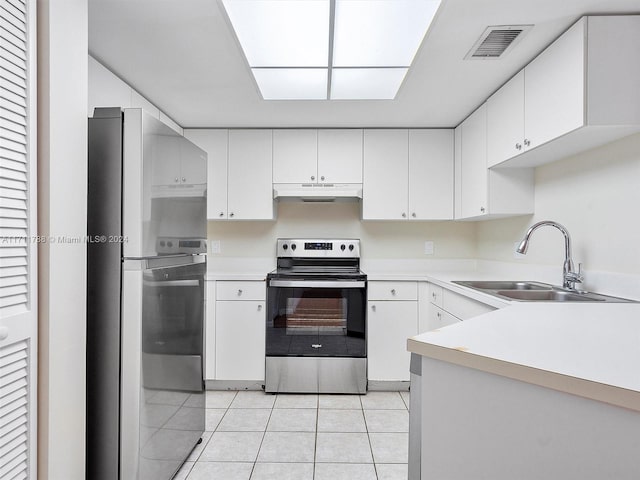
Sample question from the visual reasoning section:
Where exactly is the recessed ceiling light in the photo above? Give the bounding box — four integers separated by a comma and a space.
330, 68, 409, 100
221, 0, 441, 100
252, 68, 328, 100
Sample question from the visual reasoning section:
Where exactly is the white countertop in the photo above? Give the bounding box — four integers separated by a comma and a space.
408, 302, 640, 412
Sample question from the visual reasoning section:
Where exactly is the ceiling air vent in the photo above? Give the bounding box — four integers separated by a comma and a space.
465, 25, 533, 60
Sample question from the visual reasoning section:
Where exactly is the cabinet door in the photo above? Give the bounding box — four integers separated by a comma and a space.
367, 301, 418, 381
184, 129, 229, 219
408, 129, 454, 220
459, 104, 488, 218
151, 135, 181, 186
179, 138, 207, 185
216, 301, 266, 380
362, 129, 409, 220
487, 70, 525, 167
317, 129, 363, 184
524, 18, 585, 150
228, 129, 274, 220
272, 129, 318, 184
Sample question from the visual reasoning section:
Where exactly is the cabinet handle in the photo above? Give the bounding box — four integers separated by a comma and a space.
371, 305, 376, 312
230, 212, 235, 217
237, 289, 243, 296
182, 177, 186, 182
432, 292, 437, 300
391, 289, 396, 295
219, 212, 224, 217
437, 312, 442, 319
411, 213, 416, 218
401, 213, 406, 218
311, 175, 315, 181
320, 175, 325, 181
524, 138, 531, 147
515, 143, 522, 150
480, 206, 485, 213
257, 304, 262, 311
174, 177, 179, 183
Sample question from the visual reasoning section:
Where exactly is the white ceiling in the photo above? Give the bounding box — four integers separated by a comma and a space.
88, 0, 640, 128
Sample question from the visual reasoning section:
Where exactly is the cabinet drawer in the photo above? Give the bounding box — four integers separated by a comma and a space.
428, 284, 443, 307
442, 289, 495, 320
429, 305, 460, 329
368, 281, 418, 301
216, 281, 266, 301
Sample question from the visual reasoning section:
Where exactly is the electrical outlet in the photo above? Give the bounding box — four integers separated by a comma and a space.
513, 241, 525, 259
210, 240, 221, 254
424, 241, 434, 255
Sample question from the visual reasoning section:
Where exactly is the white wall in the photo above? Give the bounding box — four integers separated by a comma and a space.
37, 0, 87, 478
207, 202, 477, 260
88, 55, 183, 134
476, 133, 640, 275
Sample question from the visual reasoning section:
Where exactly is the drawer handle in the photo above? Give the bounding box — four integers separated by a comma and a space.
237, 289, 243, 296
391, 289, 396, 295
371, 305, 376, 312
257, 304, 262, 311
432, 292, 437, 299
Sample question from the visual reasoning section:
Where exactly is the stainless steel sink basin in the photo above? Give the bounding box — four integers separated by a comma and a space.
453, 280, 552, 291
452, 280, 637, 303
496, 290, 601, 302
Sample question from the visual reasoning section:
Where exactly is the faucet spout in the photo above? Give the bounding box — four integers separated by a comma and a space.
516, 221, 583, 290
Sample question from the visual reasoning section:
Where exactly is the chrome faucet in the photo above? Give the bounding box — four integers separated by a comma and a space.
516, 220, 584, 290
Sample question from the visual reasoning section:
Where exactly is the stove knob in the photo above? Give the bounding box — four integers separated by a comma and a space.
291, 244, 297, 251
348, 244, 354, 251
167, 241, 173, 248
283, 244, 288, 250
341, 244, 346, 251
159, 240, 166, 247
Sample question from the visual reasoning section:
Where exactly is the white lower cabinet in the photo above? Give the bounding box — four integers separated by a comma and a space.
212, 281, 266, 381
368, 281, 418, 381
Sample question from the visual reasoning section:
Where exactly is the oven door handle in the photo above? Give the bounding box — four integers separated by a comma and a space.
269, 280, 366, 289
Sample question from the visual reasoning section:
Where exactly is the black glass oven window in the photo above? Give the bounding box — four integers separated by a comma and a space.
266, 285, 366, 358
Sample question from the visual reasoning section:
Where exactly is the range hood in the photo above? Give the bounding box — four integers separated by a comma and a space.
273, 183, 363, 202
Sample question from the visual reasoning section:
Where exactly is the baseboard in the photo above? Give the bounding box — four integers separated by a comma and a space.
367, 380, 410, 391
206, 380, 265, 391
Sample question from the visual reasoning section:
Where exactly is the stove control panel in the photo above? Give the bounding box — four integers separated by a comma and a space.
277, 239, 360, 258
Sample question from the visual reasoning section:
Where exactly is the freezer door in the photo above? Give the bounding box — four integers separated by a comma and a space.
121, 108, 207, 258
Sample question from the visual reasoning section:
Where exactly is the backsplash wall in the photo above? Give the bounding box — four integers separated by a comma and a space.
207, 201, 477, 260
476, 132, 640, 275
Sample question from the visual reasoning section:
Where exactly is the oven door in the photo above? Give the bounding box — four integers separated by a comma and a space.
266, 279, 366, 358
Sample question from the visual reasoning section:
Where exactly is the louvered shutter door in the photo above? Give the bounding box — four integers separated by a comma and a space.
1, 0, 36, 478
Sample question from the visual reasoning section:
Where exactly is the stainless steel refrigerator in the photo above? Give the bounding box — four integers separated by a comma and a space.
87, 108, 207, 480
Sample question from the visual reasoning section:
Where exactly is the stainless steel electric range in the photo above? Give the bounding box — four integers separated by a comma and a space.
265, 239, 367, 394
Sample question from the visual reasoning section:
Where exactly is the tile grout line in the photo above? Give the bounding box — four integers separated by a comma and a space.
361, 394, 380, 480
249, 391, 276, 479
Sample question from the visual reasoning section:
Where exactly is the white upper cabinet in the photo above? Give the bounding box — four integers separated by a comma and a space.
487, 15, 640, 168
408, 130, 454, 220
272, 129, 318, 184
363, 129, 410, 220
363, 129, 454, 221
457, 104, 534, 220
184, 129, 228, 219
272, 129, 363, 184
487, 70, 525, 168
317, 129, 363, 184
228, 129, 275, 220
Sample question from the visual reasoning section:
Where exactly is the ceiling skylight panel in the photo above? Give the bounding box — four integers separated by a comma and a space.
252, 68, 328, 99
222, 0, 330, 67
330, 68, 408, 100
332, 0, 441, 67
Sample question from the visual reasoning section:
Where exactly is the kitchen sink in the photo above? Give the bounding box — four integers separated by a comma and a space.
453, 280, 552, 291
452, 280, 637, 303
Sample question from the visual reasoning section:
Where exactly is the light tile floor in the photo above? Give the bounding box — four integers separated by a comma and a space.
175, 390, 410, 480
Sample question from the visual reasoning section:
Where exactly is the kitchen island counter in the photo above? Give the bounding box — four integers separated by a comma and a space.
408, 302, 640, 411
